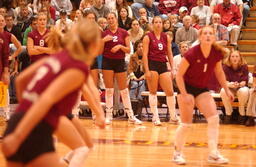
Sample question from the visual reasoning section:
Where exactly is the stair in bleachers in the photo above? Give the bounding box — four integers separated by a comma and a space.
238, 8, 256, 65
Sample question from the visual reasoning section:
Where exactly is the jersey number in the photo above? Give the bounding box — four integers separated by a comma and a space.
27, 66, 49, 91
113, 36, 118, 42
158, 43, 163, 50
39, 40, 45, 46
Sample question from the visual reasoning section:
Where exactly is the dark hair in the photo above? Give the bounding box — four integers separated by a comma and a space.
118, 7, 128, 17
134, 39, 142, 52
83, 9, 97, 21
4, 14, 14, 19
116, 0, 128, 13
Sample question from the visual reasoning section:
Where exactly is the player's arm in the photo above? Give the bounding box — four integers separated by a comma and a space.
142, 35, 150, 73
27, 37, 45, 55
176, 58, 190, 95
166, 35, 174, 70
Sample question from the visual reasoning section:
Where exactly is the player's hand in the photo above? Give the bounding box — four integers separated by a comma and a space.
95, 115, 105, 129
145, 71, 151, 81
2, 133, 21, 157
111, 45, 122, 53
103, 35, 113, 42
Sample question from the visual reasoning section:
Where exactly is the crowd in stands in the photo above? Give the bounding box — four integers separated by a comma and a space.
0, 0, 255, 126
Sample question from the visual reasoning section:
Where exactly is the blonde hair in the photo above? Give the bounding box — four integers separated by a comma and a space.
45, 27, 63, 52
63, 19, 100, 64
223, 50, 247, 67
198, 26, 228, 57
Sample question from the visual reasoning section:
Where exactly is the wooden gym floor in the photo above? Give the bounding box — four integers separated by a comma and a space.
0, 119, 256, 167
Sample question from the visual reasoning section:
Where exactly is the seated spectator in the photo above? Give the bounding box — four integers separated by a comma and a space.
55, 9, 73, 33
15, 0, 33, 16
245, 64, 256, 126
177, 6, 188, 23
0, 7, 7, 16
90, 0, 110, 18
118, 7, 132, 30
33, 0, 56, 21
190, 0, 211, 26
115, 0, 133, 18
166, 31, 180, 56
128, 19, 144, 44
79, 0, 94, 11
39, 5, 55, 27
51, 0, 73, 18
131, 0, 160, 19
210, 0, 243, 15
183, 0, 209, 12
214, 0, 241, 46
210, 13, 229, 46
172, 41, 189, 87
16, 5, 33, 33
128, 40, 146, 100
98, 17, 108, 31
158, 0, 182, 16
74, 9, 83, 22
220, 50, 249, 124
4, 14, 22, 43
163, 19, 172, 32
191, 15, 201, 30
242, 0, 251, 26
138, 7, 152, 23
169, 14, 183, 33
175, 15, 198, 45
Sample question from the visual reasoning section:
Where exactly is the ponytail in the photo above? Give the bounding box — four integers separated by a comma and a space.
45, 27, 63, 52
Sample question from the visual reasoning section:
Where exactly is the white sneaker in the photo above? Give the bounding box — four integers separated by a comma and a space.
208, 151, 229, 164
152, 117, 162, 126
172, 151, 186, 165
105, 111, 113, 125
128, 116, 142, 125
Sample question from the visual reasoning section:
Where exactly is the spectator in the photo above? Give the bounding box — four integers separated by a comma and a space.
90, 0, 110, 18
211, 13, 229, 46
128, 40, 146, 100
183, 0, 209, 12
242, 0, 251, 26
15, 0, 33, 15
79, 0, 94, 11
4, 14, 23, 43
169, 14, 183, 32
158, 0, 182, 15
115, 0, 133, 18
210, 0, 243, 15
98, 17, 108, 31
178, 6, 188, 23
128, 19, 144, 44
74, 9, 83, 22
245, 64, 256, 126
190, 0, 211, 26
175, 15, 198, 45
163, 19, 172, 32
221, 50, 249, 124
118, 7, 132, 30
166, 31, 180, 56
131, 0, 160, 19
191, 15, 201, 30
0, 7, 7, 16
51, 0, 73, 17
16, 5, 33, 33
33, 0, 56, 21
55, 10, 73, 33
214, 0, 242, 46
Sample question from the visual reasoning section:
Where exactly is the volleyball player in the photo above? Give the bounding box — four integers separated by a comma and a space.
172, 26, 234, 165
142, 16, 177, 126
102, 12, 142, 125
2, 19, 105, 167
27, 12, 52, 63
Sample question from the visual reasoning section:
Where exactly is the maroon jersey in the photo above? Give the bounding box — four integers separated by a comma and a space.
147, 32, 168, 62
102, 28, 128, 59
0, 32, 11, 77
28, 29, 49, 63
222, 64, 249, 84
16, 50, 89, 129
184, 44, 223, 88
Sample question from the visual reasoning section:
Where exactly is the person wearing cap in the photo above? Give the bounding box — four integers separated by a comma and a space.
175, 15, 198, 45
178, 6, 188, 23
51, 0, 73, 18
55, 9, 73, 33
